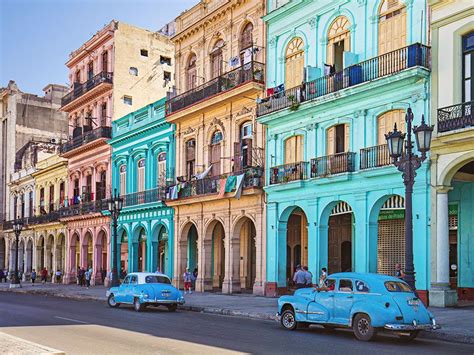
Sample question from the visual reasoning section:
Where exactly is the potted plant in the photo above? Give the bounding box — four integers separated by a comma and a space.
288, 95, 300, 111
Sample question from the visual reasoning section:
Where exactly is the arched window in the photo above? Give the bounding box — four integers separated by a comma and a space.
210, 131, 223, 176
186, 139, 196, 180
377, 110, 406, 145
378, 0, 406, 55
235, 122, 253, 171
284, 135, 304, 164
187, 53, 197, 90
211, 131, 223, 145
240, 22, 254, 51
119, 165, 127, 196
210, 40, 224, 78
285, 37, 305, 90
137, 159, 145, 192
157, 152, 167, 187
327, 16, 351, 72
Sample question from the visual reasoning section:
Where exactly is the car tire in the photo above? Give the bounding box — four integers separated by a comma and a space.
398, 330, 419, 342
280, 309, 297, 331
167, 304, 178, 312
107, 294, 120, 308
134, 298, 143, 312
353, 313, 376, 341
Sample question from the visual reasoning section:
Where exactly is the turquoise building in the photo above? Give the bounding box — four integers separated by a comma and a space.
259, 0, 432, 302
109, 98, 175, 278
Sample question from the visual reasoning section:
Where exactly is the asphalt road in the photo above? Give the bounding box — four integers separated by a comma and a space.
0, 293, 472, 355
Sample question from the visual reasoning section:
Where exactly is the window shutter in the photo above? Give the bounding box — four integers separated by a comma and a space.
327, 127, 335, 155
378, 115, 386, 145
246, 138, 253, 167
285, 137, 294, 164
234, 142, 242, 172
296, 135, 303, 162
344, 124, 350, 152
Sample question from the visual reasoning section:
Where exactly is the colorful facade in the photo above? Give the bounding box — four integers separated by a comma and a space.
259, 0, 432, 301
166, 0, 267, 294
110, 98, 175, 278
429, 0, 474, 305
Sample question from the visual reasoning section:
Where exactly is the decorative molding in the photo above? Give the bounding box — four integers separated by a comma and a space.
269, 36, 277, 48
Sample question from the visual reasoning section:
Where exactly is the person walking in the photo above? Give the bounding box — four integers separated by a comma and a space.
85, 268, 91, 289
191, 268, 198, 291
303, 266, 313, 287
0, 269, 4, 283
78, 268, 85, 287
101, 269, 106, 284
55, 269, 62, 284
293, 265, 306, 289
31, 269, 37, 285
41, 268, 48, 284
395, 263, 405, 279
319, 267, 328, 287
183, 268, 192, 294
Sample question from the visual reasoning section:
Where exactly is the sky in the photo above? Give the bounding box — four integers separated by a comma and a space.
0, 0, 197, 95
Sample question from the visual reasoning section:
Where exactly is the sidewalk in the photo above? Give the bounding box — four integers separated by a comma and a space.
0, 282, 472, 344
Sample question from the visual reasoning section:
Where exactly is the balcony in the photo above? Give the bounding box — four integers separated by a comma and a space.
122, 187, 166, 208
270, 162, 308, 185
360, 144, 392, 170
166, 62, 264, 115
437, 101, 474, 133
59, 200, 107, 218
167, 167, 263, 200
257, 43, 430, 117
310, 152, 356, 178
60, 126, 111, 154
61, 71, 113, 107
3, 212, 60, 229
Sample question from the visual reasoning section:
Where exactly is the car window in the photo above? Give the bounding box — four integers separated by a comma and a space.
324, 278, 336, 291
355, 280, 370, 293
338, 279, 353, 292
122, 276, 130, 285
145, 275, 171, 284
385, 281, 412, 292
130, 275, 138, 285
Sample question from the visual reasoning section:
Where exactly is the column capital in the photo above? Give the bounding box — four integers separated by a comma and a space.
435, 185, 453, 194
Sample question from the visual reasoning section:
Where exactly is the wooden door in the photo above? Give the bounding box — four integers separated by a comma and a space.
377, 110, 406, 145
210, 143, 221, 176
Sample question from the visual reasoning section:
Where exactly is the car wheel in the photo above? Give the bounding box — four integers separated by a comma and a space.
133, 298, 143, 312
167, 304, 178, 312
280, 309, 297, 331
398, 330, 419, 342
107, 294, 120, 308
353, 313, 376, 341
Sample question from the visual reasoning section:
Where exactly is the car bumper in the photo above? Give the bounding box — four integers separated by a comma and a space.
142, 298, 186, 305
384, 322, 441, 331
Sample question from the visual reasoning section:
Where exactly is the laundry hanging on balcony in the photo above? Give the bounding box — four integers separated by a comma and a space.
218, 178, 227, 198
194, 164, 213, 180
224, 175, 237, 193
229, 56, 241, 68
234, 173, 245, 200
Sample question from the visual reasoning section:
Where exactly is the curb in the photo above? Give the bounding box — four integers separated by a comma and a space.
1, 288, 472, 345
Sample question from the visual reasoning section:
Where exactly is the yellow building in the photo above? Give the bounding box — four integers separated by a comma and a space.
429, 1, 474, 306
166, 0, 267, 295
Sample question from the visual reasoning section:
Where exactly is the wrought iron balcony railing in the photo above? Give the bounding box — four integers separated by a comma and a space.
360, 144, 392, 170
59, 200, 107, 218
270, 162, 308, 185
61, 71, 113, 107
60, 126, 112, 154
3, 211, 60, 229
310, 152, 356, 178
257, 43, 430, 117
166, 167, 263, 200
122, 187, 166, 208
166, 61, 264, 115
437, 101, 474, 133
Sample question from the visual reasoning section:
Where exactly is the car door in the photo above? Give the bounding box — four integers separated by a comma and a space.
126, 275, 138, 303
309, 278, 336, 323
116, 276, 130, 303
333, 278, 354, 325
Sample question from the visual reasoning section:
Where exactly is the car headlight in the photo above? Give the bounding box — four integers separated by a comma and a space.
142, 292, 149, 299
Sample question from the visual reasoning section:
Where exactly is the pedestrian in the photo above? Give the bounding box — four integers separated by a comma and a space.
318, 267, 328, 287
0, 269, 4, 283
78, 268, 85, 287
85, 269, 91, 289
395, 263, 405, 279
183, 268, 192, 294
101, 269, 106, 284
41, 268, 48, 284
55, 269, 62, 284
31, 269, 37, 285
191, 268, 198, 291
293, 265, 306, 289
303, 266, 312, 287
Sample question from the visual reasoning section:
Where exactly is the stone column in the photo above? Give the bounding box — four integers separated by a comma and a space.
430, 187, 457, 307
252, 210, 265, 296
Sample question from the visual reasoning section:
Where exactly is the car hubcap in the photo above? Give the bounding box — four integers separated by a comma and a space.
283, 313, 295, 328
358, 318, 369, 335
109, 296, 116, 306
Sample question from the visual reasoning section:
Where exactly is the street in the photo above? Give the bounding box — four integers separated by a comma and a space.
0, 293, 472, 354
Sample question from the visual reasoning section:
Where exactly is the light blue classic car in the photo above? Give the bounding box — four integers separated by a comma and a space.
277, 272, 440, 341
106, 272, 185, 312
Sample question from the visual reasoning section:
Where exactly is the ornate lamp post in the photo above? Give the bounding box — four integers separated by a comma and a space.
385, 108, 433, 292
10, 218, 23, 288
108, 189, 123, 288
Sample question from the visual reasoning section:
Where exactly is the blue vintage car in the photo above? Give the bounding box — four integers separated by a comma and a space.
277, 272, 440, 341
106, 272, 185, 312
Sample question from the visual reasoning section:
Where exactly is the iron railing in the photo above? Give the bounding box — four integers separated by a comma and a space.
3, 212, 60, 229
167, 167, 263, 200
166, 61, 264, 115
61, 71, 113, 107
437, 101, 474, 133
360, 144, 392, 170
122, 187, 166, 207
59, 200, 107, 218
269, 162, 308, 185
257, 43, 430, 117
60, 126, 112, 154
310, 152, 356, 178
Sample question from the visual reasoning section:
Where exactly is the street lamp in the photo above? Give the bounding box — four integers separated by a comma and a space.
10, 218, 23, 288
108, 188, 123, 287
385, 108, 433, 292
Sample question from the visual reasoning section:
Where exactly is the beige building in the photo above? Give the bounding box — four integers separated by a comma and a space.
429, 0, 474, 306
166, 0, 267, 295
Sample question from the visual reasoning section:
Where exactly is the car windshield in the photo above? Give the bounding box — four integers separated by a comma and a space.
145, 275, 171, 284
384, 281, 412, 292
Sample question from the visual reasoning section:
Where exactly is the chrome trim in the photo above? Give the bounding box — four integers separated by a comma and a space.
295, 310, 324, 315
384, 323, 441, 331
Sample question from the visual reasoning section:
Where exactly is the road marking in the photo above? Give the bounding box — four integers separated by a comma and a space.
54, 316, 88, 324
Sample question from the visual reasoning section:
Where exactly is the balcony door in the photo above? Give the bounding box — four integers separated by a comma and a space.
327, 124, 349, 155
210, 40, 224, 79
463, 32, 474, 102
285, 37, 305, 90
327, 16, 351, 72
377, 110, 406, 145
284, 135, 303, 164
210, 131, 223, 176
187, 54, 197, 90
186, 139, 196, 181
157, 152, 167, 187
378, 0, 406, 55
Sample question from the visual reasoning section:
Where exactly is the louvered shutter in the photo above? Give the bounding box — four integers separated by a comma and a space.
327, 127, 335, 155
234, 142, 242, 172
344, 124, 350, 152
